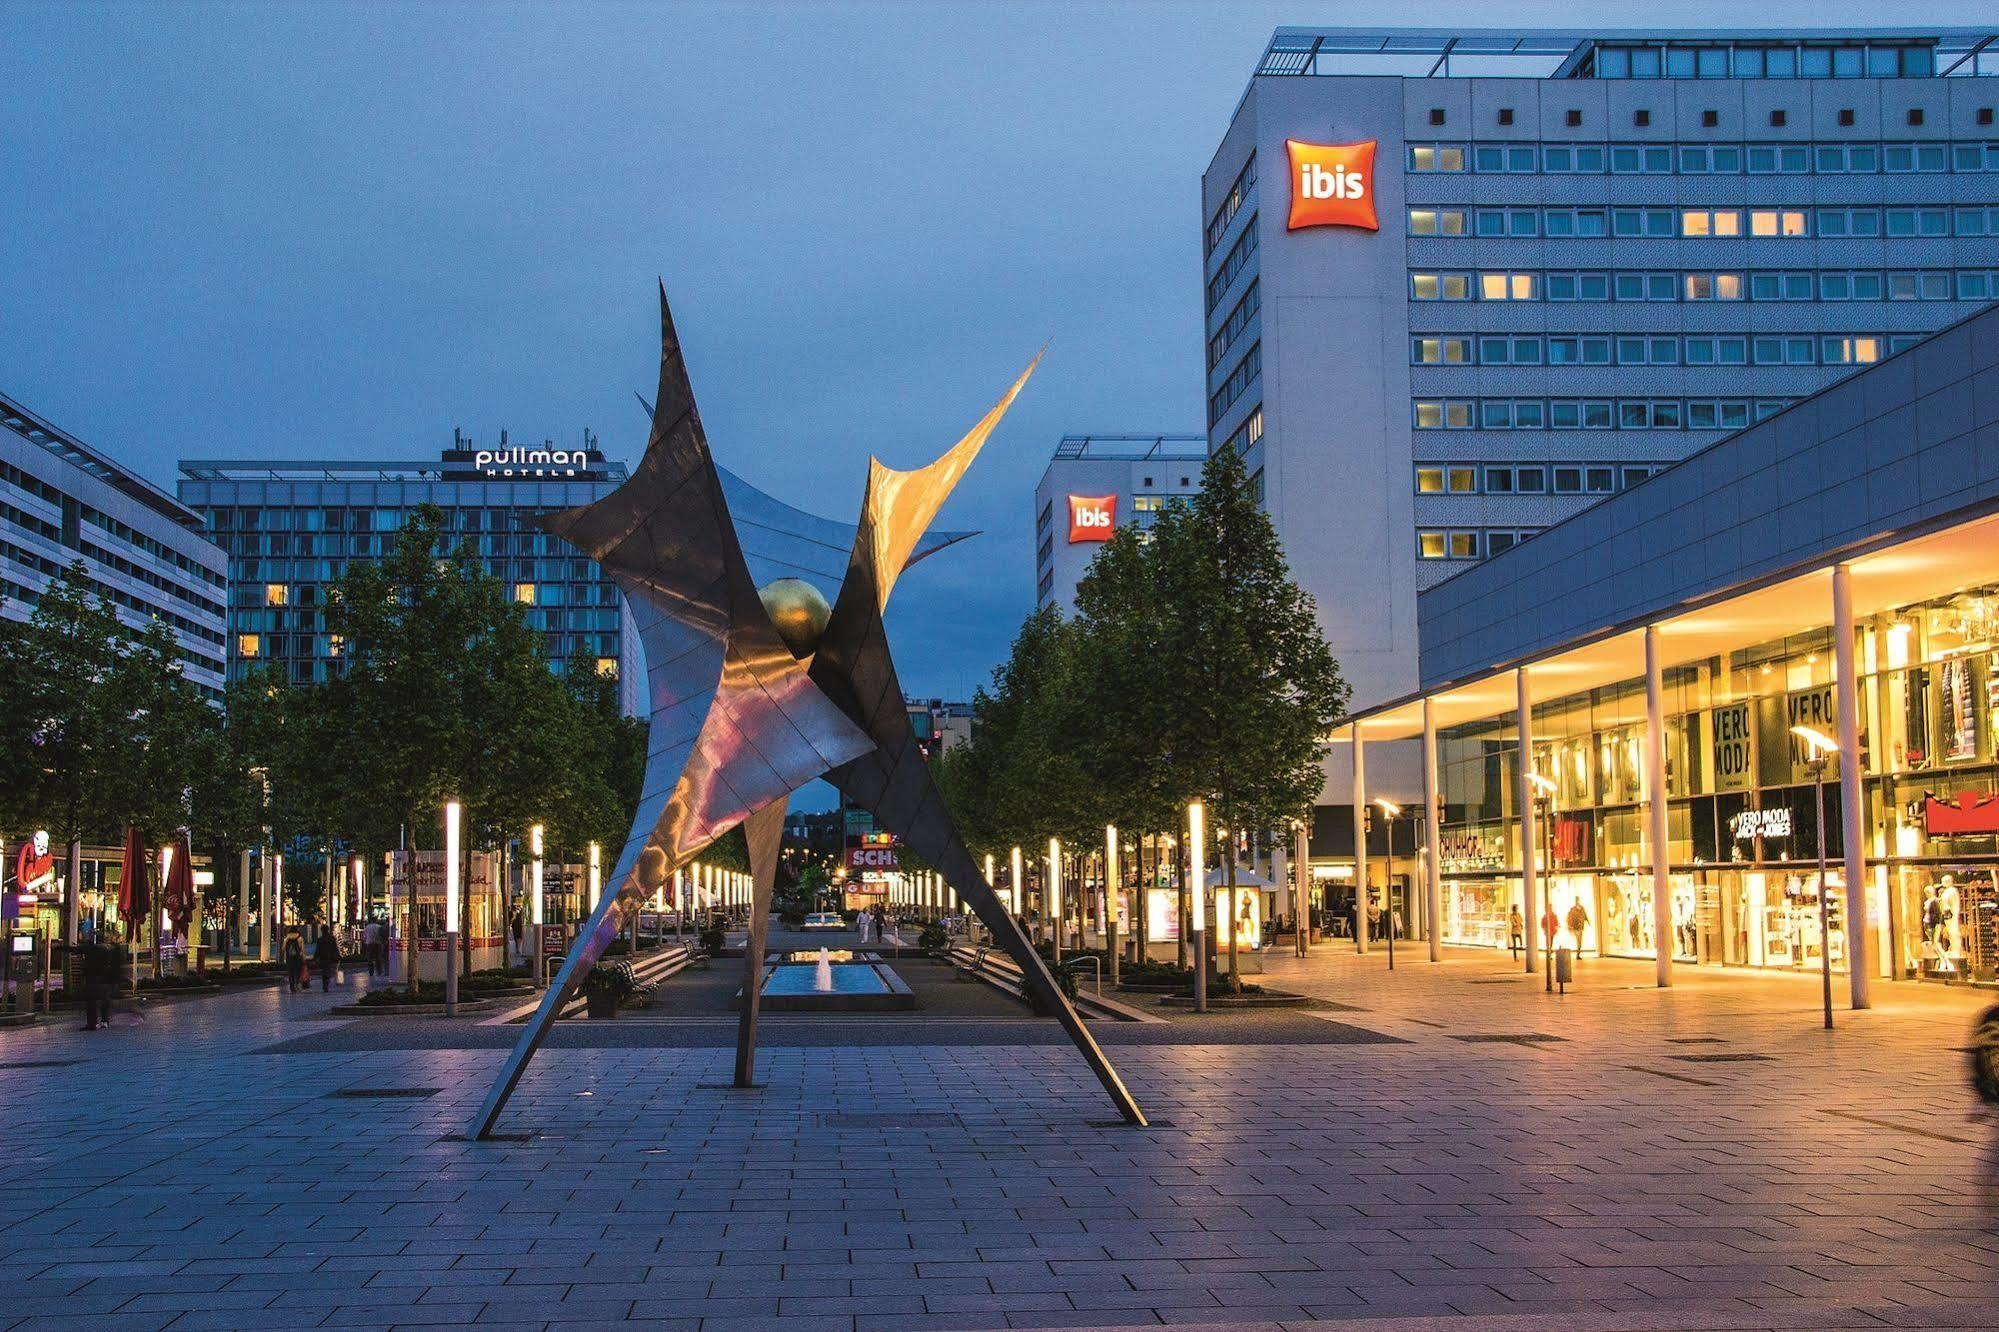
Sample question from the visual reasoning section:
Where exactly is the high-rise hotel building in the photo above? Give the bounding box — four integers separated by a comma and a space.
1203, 26, 1999, 761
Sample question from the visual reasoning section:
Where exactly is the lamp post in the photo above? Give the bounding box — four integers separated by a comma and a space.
588, 842, 602, 913
1189, 800, 1207, 1014
443, 799, 462, 1016
529, 823, 545, 989
1794, 724, 1838, 1031
1009, 845, 1023, 924
1527, 772, 1556, 993
1373, 800, 1400, 971
1047, 838, 1063, 965
1104, 824, 1119, 987
982, 853, 995, 944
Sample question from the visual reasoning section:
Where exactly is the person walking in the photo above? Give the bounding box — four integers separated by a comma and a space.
1566, 900, 1591, 957
1508, 905, 1525, 960
313, 926, 340, 993
282, 927, 307, 993
79, 929, 117, 1030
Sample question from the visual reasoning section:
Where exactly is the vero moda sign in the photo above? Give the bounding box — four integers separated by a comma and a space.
1286, 139, 1378, 232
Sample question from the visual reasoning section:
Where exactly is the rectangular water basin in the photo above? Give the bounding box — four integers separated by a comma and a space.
746, 957, 916, 1012
765, 963, 888, 995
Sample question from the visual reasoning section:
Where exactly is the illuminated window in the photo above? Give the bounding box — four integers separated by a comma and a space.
327, 634, 344, 657
1448, 531, 1479, 559
1448, 466, 1476, 493
1749, 210, 1808, 237
595, 657, 619, 678
1417, 530, 1447, 559
237, 634, 261, 658
1681, 209, 1740, 237
513, 582, 536, 605
1412, 336, 1471, 364
1407, 208, 1466, 236
1480, 272, 1536, 301
264, 583, 288, 606
1415, 467, 1444, 493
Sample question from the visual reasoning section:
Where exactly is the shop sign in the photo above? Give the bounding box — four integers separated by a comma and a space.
1786, 685, 1837, 776
1067, 494, 1116, 542
1285, 139, 1378, 232
845, 836, 899, 872
1439, 828, 1505, 874
1730, 807, 1793, 841
1711, 704, 1752, 792
1923, 790, 1999, 836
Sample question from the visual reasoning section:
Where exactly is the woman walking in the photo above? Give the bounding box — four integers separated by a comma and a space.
282, 927, 307, 993
313, 926, 340, 992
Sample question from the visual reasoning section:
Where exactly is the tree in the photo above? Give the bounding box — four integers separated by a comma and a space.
1149, 445, 1348, 985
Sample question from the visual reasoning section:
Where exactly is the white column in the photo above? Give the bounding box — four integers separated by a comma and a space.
1351, 724, 1369, 954
1644, 626, 1673, 988
1834, 563, 1871, 1009
237, 849, 252, 952
1422, 698, 1443, 962
1516, 669, 1539, 975
259, 852, 274, 961
1293, 819, 1312, 955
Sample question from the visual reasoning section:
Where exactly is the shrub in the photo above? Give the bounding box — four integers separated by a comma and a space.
919, 921, 948, 952
698, 924, 725, 955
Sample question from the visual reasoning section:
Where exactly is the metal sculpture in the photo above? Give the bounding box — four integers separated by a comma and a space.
468, 285, 1146, 1138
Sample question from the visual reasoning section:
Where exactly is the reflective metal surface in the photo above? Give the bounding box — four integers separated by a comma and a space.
469, 286, 1145, 1138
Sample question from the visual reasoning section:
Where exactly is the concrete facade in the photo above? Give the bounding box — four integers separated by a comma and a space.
1033, 435, 1204, 614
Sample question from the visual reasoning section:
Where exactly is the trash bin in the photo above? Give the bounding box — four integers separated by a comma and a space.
1554, 946, 1574, 992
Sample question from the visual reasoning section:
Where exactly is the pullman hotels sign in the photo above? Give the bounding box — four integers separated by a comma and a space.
440, 428, 612, 481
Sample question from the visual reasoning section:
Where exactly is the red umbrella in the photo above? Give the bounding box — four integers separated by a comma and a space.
117, 826, 148, 922
164, 830, 196, 938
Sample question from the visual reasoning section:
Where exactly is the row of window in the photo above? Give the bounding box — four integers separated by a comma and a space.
79, 539, 226, 619
236, 631, 618, 666
1208, 279, 1260, 370
1209, 342, 1262, 427
1408, 139, 1999, 177
1413, 331, 1922, 368
1415, 397, 1794, 431
0, 535, 227, 653
1585, 39, 1936, 81
1418, 528, 1546, 561
1411, 267, 1995, 304
1416, 463, 1665, 497
1205, 218, 1258, 312
1409, 205, 1999, 240
1204, 154, 1257, 256
1217, 406, 1263, 461
5, 460, 227, 589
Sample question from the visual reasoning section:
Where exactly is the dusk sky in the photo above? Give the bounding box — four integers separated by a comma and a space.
5, 0, 1991, 700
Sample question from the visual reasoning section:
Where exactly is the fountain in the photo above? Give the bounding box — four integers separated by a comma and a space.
813, 947, 834, 993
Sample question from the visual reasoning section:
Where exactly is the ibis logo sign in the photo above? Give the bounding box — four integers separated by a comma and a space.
1067, 494, 1117, 543
1286, 139, 1378, 233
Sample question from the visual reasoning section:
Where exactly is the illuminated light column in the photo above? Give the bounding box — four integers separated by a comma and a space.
1047, 838, 1063, 964
1643, 627, 1673, 989
672, 865, 684, 940
1422, 697, 1443, 963
1516, 669, 1540, 976
444, 800, 462, 1016
237, 849, 252, 953
158, 843, 174, 966
529, 824, 546, 989
1105, 824, 1120, 985
588, 842, 602, 912
1351, 724, 1369, 955
351, 854, 364, 927
1188, 801, 1207, 1014
1009, 846, 1023, 920
273, 853, 284, 956
1833, 563, 1871, 1009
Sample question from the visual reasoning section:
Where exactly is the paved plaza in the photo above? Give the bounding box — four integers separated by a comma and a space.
2, 943, 1996, 1331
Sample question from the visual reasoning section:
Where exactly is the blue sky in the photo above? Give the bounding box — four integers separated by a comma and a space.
5, 0, 1992, 701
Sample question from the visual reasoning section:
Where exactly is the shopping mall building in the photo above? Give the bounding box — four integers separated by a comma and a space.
1337, 299, 1999, 999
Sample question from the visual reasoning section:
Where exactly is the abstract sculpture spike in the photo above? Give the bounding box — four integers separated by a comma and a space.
469, 286, 1145, 1139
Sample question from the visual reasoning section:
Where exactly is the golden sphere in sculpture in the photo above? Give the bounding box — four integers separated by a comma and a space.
758, 577, 832, 658
637, 846, 669, 892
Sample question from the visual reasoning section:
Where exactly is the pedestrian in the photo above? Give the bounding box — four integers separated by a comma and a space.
1566, 900, 1590, 955
1508, 905, 1525, 959
79, 929, 117, 1030
1541, 905, 1561, 956
361, 918, 379, 976
314, 926, 340, 992
282, 927, 307, 993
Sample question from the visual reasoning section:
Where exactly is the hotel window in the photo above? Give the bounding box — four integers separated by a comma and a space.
1407, 208, 1467, 236
1515, 466, 1547, 493
1407, 144, 1466, 172
1412, 400, 1473, 429
1472, 144, 1537, 173
1616, 336, 1678, 365
1410, 272, 1470, 300
1685, 335, 1747, 365
1822, 336, 1882, 365
1546, 272, 1610, 301
1547, 336, 1610, 365
1544, 208, 1607, 237
1745, 144, 1809, 174
1473, 208, 1538, 237
1816, 208, 1882, 238
513, 582, 537, 604
1552, 467, 1582, 494
1956, 207, 1999, 235
1748, 209, 1808, 237
1414, 467, 1444, 493
1687, 401, 1752, 430
1680, 209, 1741, 237
1621, 466, 1655, 489
264, 583, 288, 606
1483, 467, 1514, 494
1886, 271, 1951, 301
1478, 336, 1541, 365
1749, 272, 1814, 301
1684, 272, 1742, 301
1486, 531, 1520, 556
1549, 400, 1613, 429
1883, 143, 1949, 173
1609, 145, 1673, 174
237, 633, 261, 658
1417, 530, 1480, 560
1612, 208, 1674, 238
1479, 272, 1535, 301
1885, 207, 1949, 237
1586, 467, 1616, 494
1411, 336, 1472, 364
1541, 145, 1606, 173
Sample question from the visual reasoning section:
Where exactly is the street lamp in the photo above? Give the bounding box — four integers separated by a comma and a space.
1373, 800, 1400, 972
982, 852, 995, 944
1793, 723, 1838, 1031
1188, 800, 1207, 1013
1527, 771, 1556, 991
1009, 845, 1023, 922
1104, 824, 1120, 987
443, 799, 462, 1016
1048, 838, 1063, 964
529, 823, 545, 989
588, 841, 602, 913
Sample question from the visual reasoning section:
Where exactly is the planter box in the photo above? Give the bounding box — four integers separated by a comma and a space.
1156, 990, 1311, 1009
330, 997, 496, 1017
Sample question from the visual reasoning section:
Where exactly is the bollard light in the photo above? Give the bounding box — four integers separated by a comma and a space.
1009, 845, 1022, 917
588, 841, 601, 911
1048, 837, 1063, 943
443, 800, 462, 923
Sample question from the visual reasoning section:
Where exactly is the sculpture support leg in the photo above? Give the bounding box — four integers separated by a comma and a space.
733, 802, 787, 1089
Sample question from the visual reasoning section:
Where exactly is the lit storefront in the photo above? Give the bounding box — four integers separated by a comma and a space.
1337, 305, 1999, 999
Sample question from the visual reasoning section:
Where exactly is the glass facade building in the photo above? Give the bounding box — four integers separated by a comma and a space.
175, 440, 641, 711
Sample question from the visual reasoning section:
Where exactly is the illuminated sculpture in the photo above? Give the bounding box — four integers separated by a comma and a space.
468, 287, 1146, 1136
